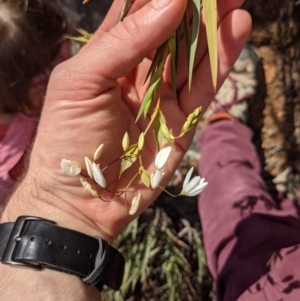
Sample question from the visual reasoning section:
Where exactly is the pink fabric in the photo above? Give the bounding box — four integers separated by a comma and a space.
0, 40, 71, 206
197, 120, 300, 301
0, 113, 37, 205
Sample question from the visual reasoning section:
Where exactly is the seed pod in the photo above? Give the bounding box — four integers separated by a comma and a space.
129, 192, 143, 215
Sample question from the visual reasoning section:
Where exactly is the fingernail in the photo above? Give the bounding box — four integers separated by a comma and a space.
152, 0, 173, 9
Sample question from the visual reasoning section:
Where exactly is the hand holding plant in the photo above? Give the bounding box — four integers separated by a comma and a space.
3, 0, 252, 244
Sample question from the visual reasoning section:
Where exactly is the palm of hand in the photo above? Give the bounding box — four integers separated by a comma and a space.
31, 47, 192, 237
23, 0, 251, 239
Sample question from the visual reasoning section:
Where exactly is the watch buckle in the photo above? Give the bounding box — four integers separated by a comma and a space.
1, 216, 56, 269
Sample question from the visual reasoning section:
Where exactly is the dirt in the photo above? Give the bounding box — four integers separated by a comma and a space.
57, 1, 300, 300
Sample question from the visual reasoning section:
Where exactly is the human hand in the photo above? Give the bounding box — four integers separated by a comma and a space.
2, 0, 251, 243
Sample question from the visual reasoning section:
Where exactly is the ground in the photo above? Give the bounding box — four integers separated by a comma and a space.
57, 1, 300, 300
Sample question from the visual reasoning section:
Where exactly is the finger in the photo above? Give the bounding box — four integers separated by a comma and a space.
175, 0, 246, 89
178, 9, 252, 117
88, 0, 151, 45
49, 0, 187, 100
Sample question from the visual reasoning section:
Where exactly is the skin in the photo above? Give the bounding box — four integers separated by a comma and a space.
0, 0, 251, 299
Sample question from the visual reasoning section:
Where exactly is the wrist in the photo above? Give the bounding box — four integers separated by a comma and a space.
0, 169, 125, 300
1, 169, 114, 245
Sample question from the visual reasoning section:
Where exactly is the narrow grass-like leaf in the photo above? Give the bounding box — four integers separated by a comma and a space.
175, 27, 180, 75
202, 0, 218, 90
183, 9, 191, 84
136, 47, 168, 121
118, 0, 134, 22
136, 77, 159, 122
68, 28, 93, 44
168, 33, 177, 101
144, 41, 168, 84
188, 0, 201, 90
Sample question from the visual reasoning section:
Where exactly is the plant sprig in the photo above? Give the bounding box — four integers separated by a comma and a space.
64, 0, 217, 215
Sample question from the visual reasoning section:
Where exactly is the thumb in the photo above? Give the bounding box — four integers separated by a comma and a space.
49, 0, 186, 97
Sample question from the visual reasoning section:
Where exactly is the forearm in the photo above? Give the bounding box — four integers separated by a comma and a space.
0, 265, 101, 301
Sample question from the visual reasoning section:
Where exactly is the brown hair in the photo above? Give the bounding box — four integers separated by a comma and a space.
0, 0, 67, 113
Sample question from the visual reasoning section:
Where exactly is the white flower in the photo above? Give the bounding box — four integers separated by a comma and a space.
150, 169, 164, 190
155, 146, 172, 170
180, 167, 208, 197
84, 157, 94, 179
61, 159, 81, 177
129, 191, 142, 215
92, 162, 106, 188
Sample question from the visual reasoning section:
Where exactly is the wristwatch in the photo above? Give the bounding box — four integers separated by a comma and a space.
0, 216, 124, 291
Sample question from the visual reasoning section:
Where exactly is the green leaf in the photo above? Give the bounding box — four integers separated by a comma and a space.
168, 33, 177, 101
202, 0, 218, 90
136, 77, 159, 122
161, 124, 174, 146
144, 42, 168, 84
136, 47, 168, 121
188, 0, 201, 90
183, 10, 191, 83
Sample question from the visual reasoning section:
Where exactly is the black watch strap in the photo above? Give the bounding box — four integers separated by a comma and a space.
0, 216, 124, 291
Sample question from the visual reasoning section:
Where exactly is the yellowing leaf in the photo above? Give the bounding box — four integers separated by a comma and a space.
202, 0, 218, 91
119, 158, 133, 179
139, 167, 151, 188
138, 133, 145, 151
188, 0, 201, 90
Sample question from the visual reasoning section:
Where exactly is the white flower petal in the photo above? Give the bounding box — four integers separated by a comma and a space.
185, 176, 201, 193
182, 167, 194, 190
151, 169, 164, 190
61, 159, 81, 177
155, 146, 172, 170
186, 182, 208, 196
92, 162, 106, 188
84, 157, 94, 180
